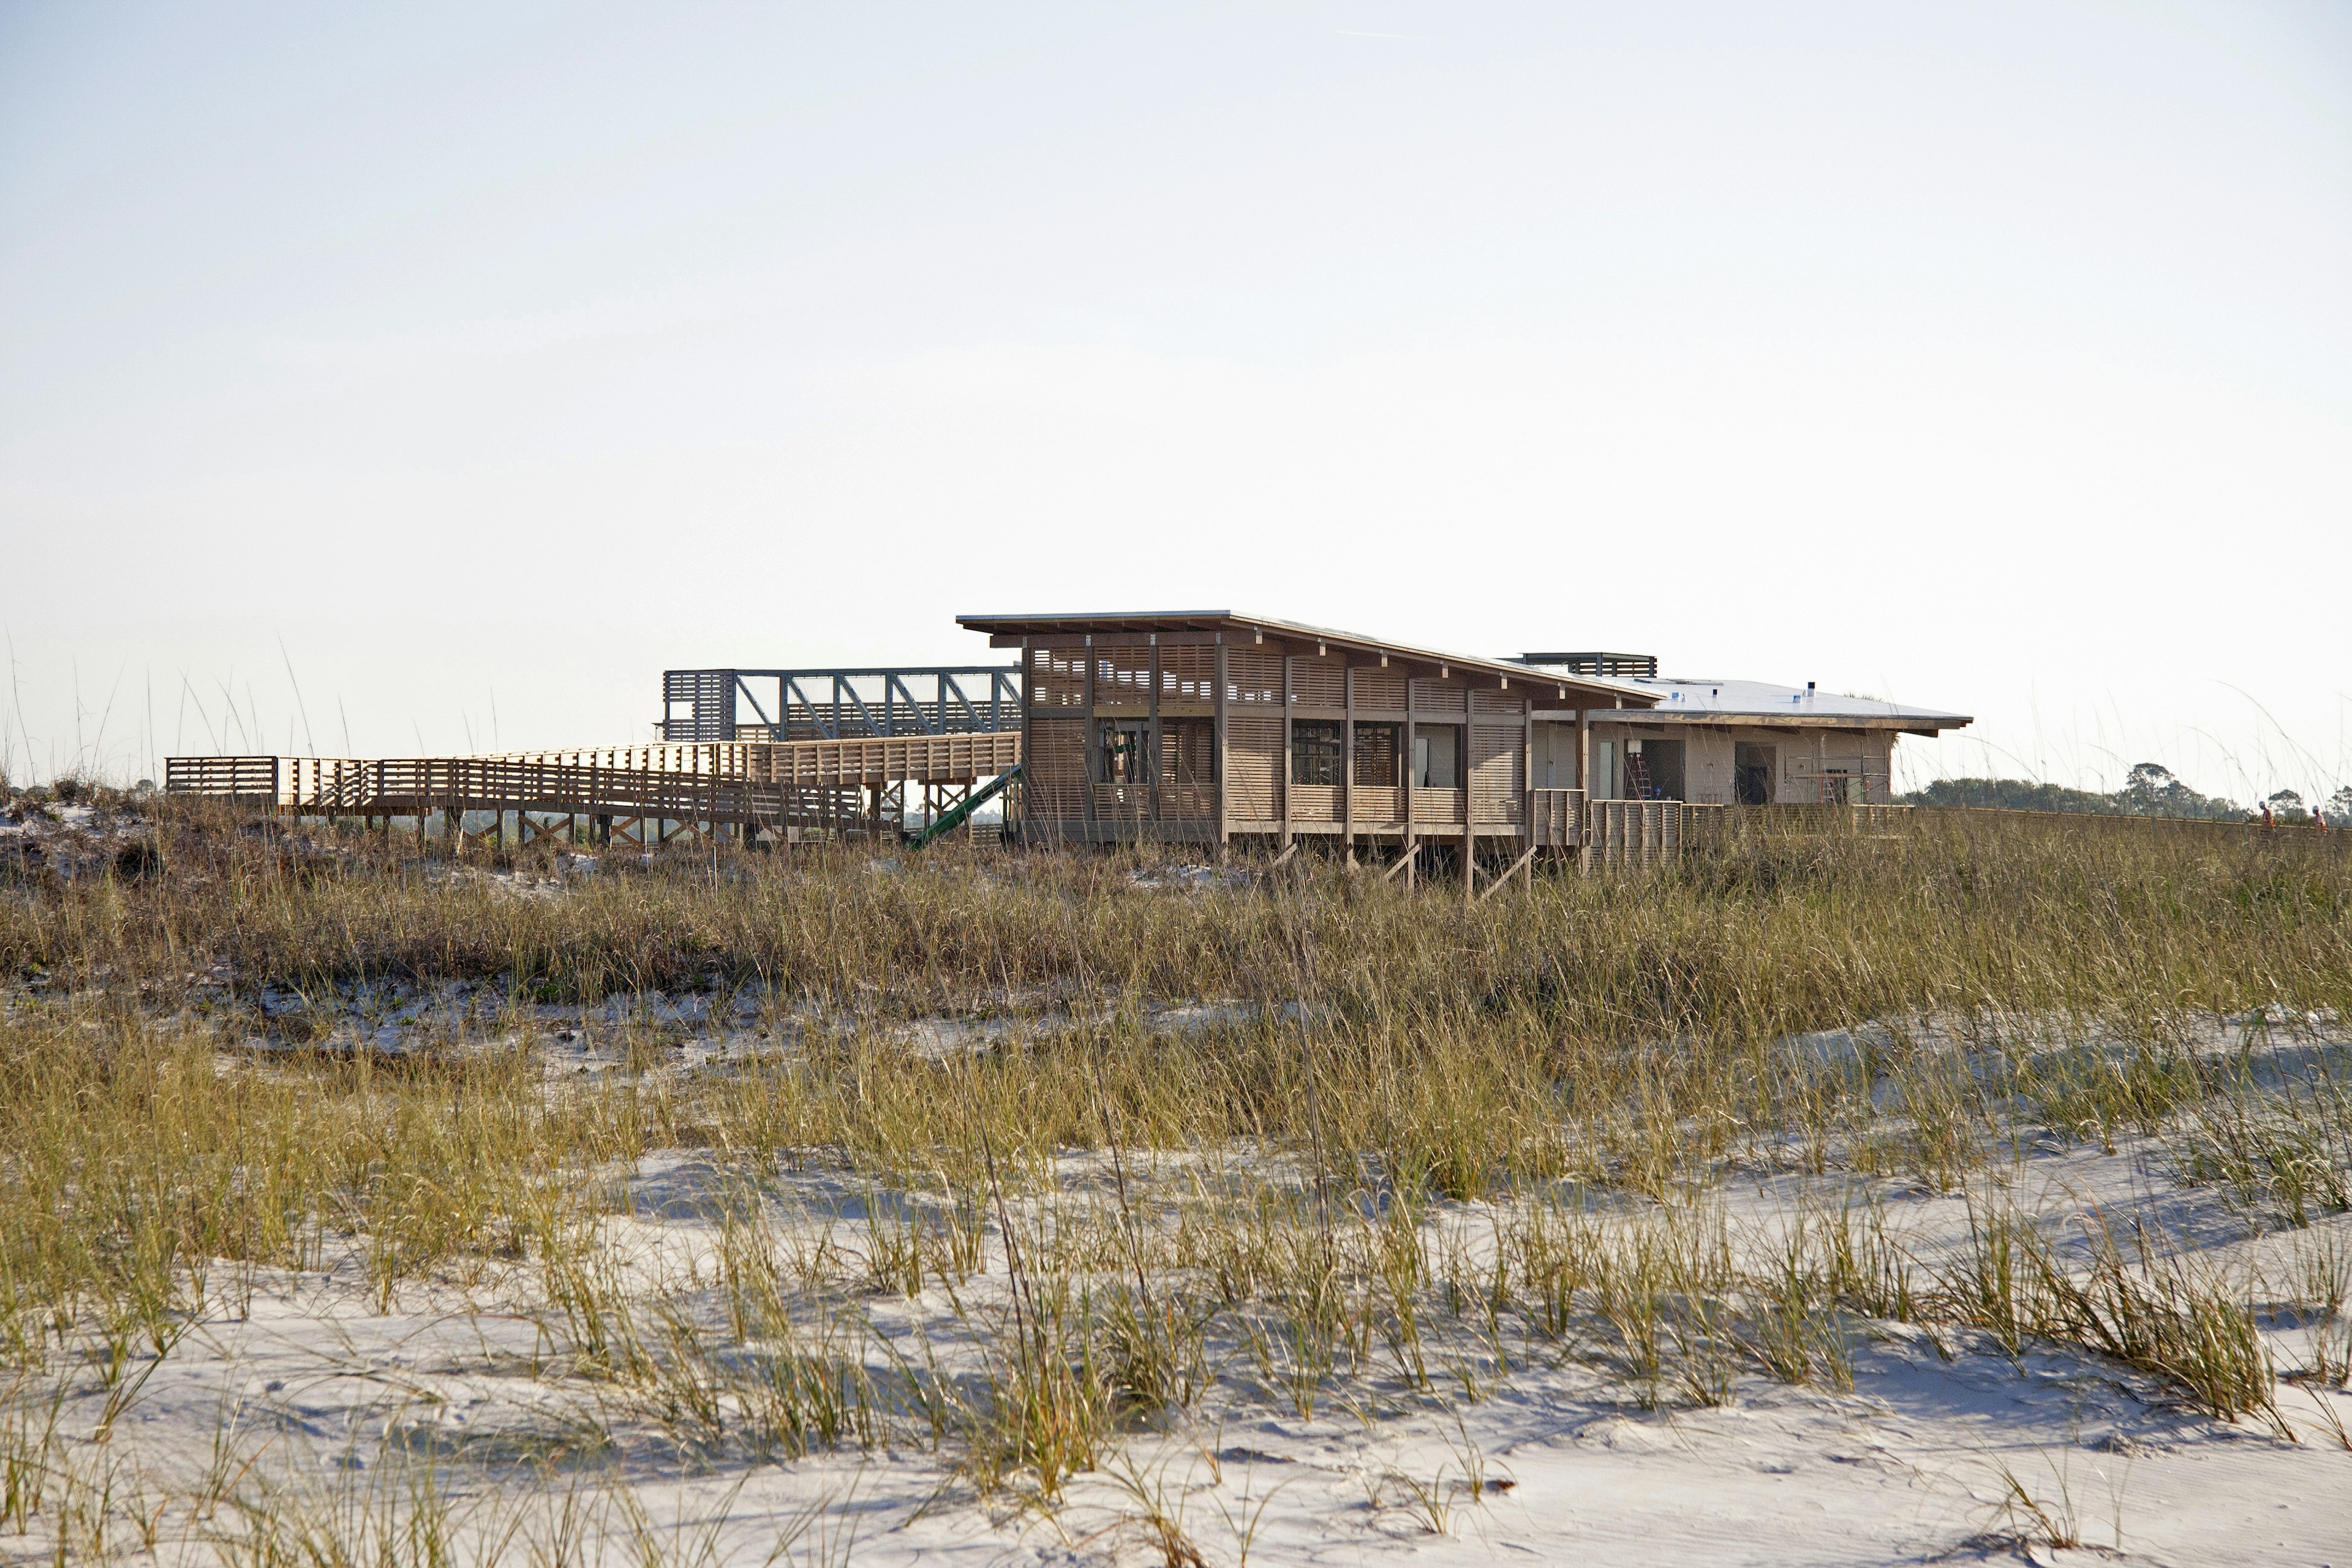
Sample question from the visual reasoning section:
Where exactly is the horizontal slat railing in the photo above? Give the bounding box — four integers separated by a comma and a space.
164, 755, 279, 802
1529, 788, 1585, 848
480, 734, 1023, 786
1409, 787, 1466, 825
1584, 799, 1682, 870
164, 733, 1022, 826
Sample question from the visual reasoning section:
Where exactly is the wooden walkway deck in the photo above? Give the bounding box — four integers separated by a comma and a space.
165, 733, 1023, 845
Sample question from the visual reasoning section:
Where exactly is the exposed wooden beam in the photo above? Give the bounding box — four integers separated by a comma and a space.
1479, 845, 1537, 903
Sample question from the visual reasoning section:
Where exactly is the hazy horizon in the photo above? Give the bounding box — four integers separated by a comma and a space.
4, 2, 2348, 805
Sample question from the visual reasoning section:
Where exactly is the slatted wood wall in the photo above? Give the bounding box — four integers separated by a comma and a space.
1027, 717, 1088, 825
1469, 687, 1527, 824
1221, 644, 1283, 823
1409, 679, 1466, 715
1093, 647, 1153, 708
1158, 644, 1215, 707
1225, 647, 1281, 707
1030, 646, 1087, 710
1351, 667, 1406, 711
1287, 653, 1344, 709
1006, 632, 1582, 843
1160, 722, 1215, 783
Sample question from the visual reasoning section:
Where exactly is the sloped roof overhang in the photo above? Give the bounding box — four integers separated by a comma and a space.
1555, 709, 1971, 736
956, 611, 1659, 708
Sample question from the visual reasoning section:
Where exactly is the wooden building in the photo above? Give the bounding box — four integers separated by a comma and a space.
956, 611, 1651, 864
957, 613, 1975, 869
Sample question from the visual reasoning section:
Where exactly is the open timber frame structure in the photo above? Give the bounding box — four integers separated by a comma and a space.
662, 667, 1020, 742
956, 610, 1681, 892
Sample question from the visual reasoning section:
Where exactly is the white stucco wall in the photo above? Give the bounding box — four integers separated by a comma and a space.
1583, 722, 1902, 803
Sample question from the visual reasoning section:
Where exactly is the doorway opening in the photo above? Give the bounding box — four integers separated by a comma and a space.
1625, 737, 1684, 799
1096, 720, 1150, 783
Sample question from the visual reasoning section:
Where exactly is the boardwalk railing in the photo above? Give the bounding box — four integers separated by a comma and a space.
164, 756, 281, 804
1529, 788, 1586, 848
1581, 800, 1896, 869
1583, 800, 1684, 870
472, 734, 1022, 785
165, 733, 1023, 842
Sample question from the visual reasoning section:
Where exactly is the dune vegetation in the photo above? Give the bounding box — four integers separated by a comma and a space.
1, 794, 2347, 1562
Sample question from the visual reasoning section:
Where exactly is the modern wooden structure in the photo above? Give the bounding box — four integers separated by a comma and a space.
956, 611, 1673, 888
956, 611, 1977, 886
165, 626, 1970, 878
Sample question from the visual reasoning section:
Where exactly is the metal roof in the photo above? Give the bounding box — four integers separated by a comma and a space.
1586, 676, 1972, 734
956, 611, 1659, 706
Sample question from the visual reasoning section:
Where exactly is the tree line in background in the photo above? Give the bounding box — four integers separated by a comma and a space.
1901, 763, 2348, 824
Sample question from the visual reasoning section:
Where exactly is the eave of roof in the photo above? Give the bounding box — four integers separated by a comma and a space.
1568, 710, 1972, 734
955, 610, 1659, 706
1552, 676, 1970, 734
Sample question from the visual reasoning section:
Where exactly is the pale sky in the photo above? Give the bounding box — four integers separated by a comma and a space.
4, 2, 2349, 803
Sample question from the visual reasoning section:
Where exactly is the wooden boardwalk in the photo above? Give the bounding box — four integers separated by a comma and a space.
165, 733, 1023, 845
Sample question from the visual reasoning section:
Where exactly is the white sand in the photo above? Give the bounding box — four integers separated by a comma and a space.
7, 989, 2347, 1564
13, 1133, 2346, 1568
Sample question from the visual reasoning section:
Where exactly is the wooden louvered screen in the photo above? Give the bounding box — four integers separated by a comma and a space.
1025, 718, 1088, 823
1093, 647, 1153, 709
1409, 679, 1466, 714
1226, 648, 1281, 706
1287, 655, 1344, 709
1469, 687, 1527, 824
1159, 719, 1216, 785
1351, 668, 1405, 710
1030, 645, 1087, 710
1225, 711, 1282, 821
1158, 644, 1215, 706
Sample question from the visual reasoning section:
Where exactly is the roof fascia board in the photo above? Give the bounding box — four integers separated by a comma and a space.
958, 611, 1657, 707
1555, 710, 1972, 731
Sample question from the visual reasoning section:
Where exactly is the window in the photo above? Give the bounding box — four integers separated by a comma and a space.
1412, 725, 1459, 789
1352, 723, 1401, 788
1291, 720, 1343, 786
1097, 721, 1150, 784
